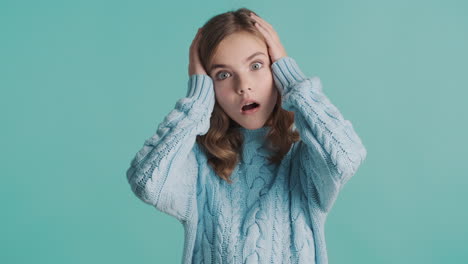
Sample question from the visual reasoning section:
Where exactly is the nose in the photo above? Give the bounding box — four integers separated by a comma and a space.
236, 74, 252, 94
238, 87, 252, 94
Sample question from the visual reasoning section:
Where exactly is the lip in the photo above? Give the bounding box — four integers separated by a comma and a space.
241, 105, 260, 115
240, 99, 261, 115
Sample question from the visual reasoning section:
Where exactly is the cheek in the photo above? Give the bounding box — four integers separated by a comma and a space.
264, 79, 278, 105
271, 87, 278, 103
255, 71, 275, 92
214, 87, 225, 101
214, 88, 233, 109
256, 69, 273, 84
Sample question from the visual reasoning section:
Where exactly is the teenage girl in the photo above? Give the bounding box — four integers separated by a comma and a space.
126, 7, 367, 264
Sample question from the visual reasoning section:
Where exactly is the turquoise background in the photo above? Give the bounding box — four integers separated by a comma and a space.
2, 0, 467, 263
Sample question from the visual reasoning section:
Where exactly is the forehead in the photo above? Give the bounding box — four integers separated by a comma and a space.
211, 31, 267, 63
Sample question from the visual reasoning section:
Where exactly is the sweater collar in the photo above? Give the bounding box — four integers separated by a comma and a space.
239, 126, 270, 140
238, 126, 271, 163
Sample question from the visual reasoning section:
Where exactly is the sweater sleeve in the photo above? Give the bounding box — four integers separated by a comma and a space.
271, 57, 367, 214
126, 74, 215, 222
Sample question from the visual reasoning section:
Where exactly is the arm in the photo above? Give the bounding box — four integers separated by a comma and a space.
271, 57, 367, 213
126, 74, 214, 222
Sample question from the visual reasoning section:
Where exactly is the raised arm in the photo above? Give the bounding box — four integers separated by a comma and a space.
271, 57, 367, 214
126, 74, 214, 222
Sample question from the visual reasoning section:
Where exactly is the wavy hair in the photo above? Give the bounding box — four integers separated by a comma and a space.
195, 7, 300, 183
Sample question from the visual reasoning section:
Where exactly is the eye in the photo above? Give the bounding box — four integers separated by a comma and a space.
216, 71, 231, 80
251, 61, 263, 70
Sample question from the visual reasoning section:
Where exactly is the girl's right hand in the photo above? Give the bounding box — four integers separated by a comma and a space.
188, 28, 207, 76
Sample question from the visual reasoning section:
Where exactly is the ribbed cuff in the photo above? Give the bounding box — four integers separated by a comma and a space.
186, 74, 214, 103
271, 56, 307, 94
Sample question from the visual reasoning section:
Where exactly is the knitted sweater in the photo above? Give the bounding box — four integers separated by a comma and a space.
126, 56, 367, 264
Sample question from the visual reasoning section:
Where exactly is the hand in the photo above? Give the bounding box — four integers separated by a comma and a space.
249, 12, 288, 63
188, 28, 207, 76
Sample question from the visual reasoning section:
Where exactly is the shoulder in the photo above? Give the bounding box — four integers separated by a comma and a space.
193, 141, 210, 165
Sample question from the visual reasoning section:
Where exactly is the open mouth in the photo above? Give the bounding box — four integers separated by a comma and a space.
241, 102, 260, 113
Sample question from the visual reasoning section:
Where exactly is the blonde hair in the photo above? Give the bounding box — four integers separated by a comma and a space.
196, 7, 300, 183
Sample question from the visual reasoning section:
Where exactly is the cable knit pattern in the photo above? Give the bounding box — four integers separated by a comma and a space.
126, 57, 367, 264
271, 57, 367, 214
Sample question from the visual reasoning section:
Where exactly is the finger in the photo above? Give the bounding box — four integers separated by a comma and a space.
250, 13, 269, 27
254, 21, 274, 44
256, 22, 282, 46
255, 25, 278, 58
250, 13, 274, 31
191, 29, 202, 48
252, 17, 279, 43
251, 16, 283, 46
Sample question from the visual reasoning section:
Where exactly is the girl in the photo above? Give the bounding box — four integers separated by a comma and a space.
126, 8, 367, 264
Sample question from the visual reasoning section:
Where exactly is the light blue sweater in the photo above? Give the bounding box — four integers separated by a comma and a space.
126, 57, 367, 264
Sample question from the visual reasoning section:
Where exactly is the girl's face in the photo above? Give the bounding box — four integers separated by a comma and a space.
208, 31, 278, 130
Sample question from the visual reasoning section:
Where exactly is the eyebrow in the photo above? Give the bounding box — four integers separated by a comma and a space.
210, 51, 266, 73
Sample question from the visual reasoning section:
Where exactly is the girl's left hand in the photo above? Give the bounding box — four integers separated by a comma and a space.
250, 12, 288, 63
